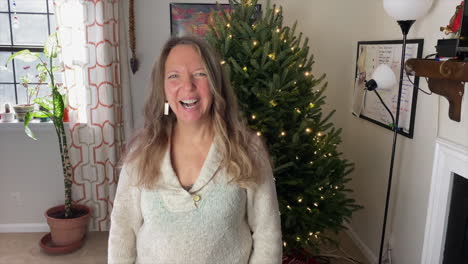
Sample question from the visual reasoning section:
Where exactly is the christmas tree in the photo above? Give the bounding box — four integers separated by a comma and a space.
206, 0, 361, 255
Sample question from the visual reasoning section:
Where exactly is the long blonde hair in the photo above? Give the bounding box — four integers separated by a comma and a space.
124, 36, 263, 188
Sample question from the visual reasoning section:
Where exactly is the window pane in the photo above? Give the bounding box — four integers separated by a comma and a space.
11, 0, 47, 13
0, 52, 14, 83
0, 13, 11, 45
17, 83, 49, 105
0, 0, 7, 11
48, 0, 54, 14
50, 14, 56, 33
15, 82, 28, 105
12, 14, 48, 45
14, 53, 46, 82
0, 84, 16, 106
15, 55, 63, 89
36, 83, 51, 99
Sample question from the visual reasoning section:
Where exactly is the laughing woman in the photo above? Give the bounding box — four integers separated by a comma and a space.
108, 36, 282, 264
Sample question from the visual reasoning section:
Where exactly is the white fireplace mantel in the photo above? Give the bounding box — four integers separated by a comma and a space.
421, 138, 468, 264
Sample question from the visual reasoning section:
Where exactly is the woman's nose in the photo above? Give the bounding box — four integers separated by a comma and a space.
180, 76, 195, 91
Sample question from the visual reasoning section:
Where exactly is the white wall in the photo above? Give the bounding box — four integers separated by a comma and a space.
274, 0, 467, 264
0, 124, 64, 226
2, 1, 467, 264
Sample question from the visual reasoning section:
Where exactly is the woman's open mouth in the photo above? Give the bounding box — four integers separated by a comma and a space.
179, 99, 199, 109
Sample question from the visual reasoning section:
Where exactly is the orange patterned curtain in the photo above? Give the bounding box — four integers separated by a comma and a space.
54, 0, 127, 231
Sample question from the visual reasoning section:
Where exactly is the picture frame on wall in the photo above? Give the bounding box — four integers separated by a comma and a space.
353, 39, 424, 139
170, 3, 261, 38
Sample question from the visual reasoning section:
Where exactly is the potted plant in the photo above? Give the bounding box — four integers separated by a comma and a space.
5, 32, 91, 253
12, 73, 44, 121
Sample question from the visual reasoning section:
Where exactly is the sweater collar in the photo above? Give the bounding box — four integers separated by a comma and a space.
160, 136, 223, 193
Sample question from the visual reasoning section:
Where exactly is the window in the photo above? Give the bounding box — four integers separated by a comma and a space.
0, 0, 60, 109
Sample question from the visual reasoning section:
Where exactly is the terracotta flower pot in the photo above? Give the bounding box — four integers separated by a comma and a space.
45, 204, 91, 246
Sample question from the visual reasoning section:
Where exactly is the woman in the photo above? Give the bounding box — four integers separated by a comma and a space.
108, 36, 282, 264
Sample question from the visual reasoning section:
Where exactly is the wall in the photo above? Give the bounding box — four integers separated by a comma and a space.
273, 0, 466, 264
1, 1, 467, 264
0, 124, 64, 230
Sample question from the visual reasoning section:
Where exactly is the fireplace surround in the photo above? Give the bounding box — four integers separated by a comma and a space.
421, 138, 468, 263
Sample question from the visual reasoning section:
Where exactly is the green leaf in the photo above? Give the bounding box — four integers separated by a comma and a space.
32, 111, 50, 118
52, 89, 64, 119
36, 63, 48, 73
5, 50, 39, 66
34, 97, 53, 112
44, 32, 59, 58
23, 112, 37, 140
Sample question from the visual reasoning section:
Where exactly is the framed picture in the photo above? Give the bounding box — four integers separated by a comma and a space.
353, 39, 424, 138
170, 3, 261, 38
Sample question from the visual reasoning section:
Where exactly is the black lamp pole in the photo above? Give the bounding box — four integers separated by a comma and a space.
378, 20, 415, 264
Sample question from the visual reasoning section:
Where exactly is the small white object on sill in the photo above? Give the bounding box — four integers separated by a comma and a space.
0, 113, 15, 122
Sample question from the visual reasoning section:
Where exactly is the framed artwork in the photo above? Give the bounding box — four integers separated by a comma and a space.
353, 39, 424, 138
170, 3, 261, 38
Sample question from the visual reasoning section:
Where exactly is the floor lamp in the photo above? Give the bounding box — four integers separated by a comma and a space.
369, 1, 433, 263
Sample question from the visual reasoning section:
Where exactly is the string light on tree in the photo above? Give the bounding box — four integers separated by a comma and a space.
207, 0, 360, 255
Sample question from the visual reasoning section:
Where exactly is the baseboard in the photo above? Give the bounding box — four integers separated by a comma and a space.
0, 223, 49, 233
344, 223, 378, 264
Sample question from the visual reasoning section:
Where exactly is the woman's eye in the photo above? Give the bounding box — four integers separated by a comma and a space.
167, 74, 178, 79
194, 72, 207, 77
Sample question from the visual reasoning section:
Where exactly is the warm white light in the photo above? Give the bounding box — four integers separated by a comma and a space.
383, 0, 433, 21
371, 64, 397, 90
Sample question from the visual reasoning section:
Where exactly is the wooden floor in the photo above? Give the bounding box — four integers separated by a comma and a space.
0, 231, 369, 264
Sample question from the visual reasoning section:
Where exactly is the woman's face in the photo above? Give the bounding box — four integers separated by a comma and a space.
164, 44, 213, 125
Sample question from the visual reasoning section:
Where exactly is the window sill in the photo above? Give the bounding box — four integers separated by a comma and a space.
0, 120, 68, 131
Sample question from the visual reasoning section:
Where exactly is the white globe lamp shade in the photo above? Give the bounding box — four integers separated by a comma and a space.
371, 64, 397, 90
383, 0, 433, 21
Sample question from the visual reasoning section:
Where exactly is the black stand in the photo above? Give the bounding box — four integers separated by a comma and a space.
377, 20, 415, 264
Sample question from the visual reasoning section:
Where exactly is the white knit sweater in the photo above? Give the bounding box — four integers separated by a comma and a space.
108, 138, 282, 264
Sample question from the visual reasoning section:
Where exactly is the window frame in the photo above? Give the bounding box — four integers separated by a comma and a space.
0, 0, 54, 105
